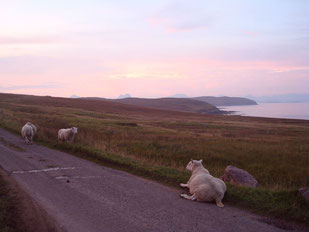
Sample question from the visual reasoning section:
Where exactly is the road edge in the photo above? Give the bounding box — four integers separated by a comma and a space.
0, 167, 64, 232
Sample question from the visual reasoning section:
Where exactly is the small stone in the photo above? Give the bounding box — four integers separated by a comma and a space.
298, 187, 309, 204
298, 187, 309, 195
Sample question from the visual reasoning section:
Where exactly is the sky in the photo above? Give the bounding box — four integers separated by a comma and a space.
1, 0, 309, 98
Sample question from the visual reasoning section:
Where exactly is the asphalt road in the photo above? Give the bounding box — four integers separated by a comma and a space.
0, 128, 296, 232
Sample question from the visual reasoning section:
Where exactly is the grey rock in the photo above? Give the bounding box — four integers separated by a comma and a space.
221, 165, 258, 187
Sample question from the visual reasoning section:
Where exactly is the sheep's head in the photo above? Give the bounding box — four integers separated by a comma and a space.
72, 127, 78, 134
186, 159, 203, 172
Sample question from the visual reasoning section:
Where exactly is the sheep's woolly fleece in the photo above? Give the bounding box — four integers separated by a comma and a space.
21, 122, 37, 144
58, 127, 78, 142
180, 159, 226, 207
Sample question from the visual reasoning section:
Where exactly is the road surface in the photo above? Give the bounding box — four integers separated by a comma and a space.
0, 128, 298, 232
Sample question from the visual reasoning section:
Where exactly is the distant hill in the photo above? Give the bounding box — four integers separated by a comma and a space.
0, 93, 219, 119
169, 94, 188, 98
192, 96, 257, 106
84, 97, 222, 114
118, 93, 131, 99
70, 94, 80, 98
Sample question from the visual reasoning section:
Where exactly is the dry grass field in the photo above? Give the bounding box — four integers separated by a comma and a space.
1, 93, 309, 223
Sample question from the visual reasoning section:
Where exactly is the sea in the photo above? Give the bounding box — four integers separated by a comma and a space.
220, 102, 309, 120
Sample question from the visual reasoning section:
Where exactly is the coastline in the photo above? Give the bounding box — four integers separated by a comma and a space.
219, 102, 309, 121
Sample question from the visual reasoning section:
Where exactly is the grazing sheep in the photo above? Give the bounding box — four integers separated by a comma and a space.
180, 159, 226, 207
58, 127, 78, 143
21, 122, 37, 144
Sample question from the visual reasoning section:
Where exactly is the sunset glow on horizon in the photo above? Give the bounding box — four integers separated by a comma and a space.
1, 0, 309, 98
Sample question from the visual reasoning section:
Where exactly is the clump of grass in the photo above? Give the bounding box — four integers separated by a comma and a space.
225, 184, 309, 223
44, 142, 189, 186
115, 122, 139, 127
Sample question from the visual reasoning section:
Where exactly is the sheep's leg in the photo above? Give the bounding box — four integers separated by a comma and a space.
215, 199, 224, 208
180, 193, 197, 201
24, 137, 29, 144
180, 183, 189, 188
28, 136, 32, 144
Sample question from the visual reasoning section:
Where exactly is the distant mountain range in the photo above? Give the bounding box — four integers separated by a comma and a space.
246, 94, 309, 103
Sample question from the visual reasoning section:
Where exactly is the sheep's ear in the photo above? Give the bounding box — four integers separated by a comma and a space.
199, 159, 203, 163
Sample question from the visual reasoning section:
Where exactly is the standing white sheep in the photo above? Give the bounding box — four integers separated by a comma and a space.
180, 159, 227, 207
21, 122, 37, 144
58, 127, 78, 143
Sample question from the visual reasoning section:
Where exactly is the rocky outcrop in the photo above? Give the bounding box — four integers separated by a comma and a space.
221, 165, 258, 187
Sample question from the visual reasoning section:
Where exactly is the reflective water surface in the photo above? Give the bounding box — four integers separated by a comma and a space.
221, 102, 309, 120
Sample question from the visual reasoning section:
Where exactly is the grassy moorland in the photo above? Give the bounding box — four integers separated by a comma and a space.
106, 97, 222, 114
0, 93, 309, 223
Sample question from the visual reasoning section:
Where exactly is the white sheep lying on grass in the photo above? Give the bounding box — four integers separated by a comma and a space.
21, 122, 37, 144
58, 127, 78, 143
180, 159, 226, 207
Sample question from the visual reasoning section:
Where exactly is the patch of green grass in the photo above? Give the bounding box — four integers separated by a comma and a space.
225, 185, 309, 223
43, 142, 189, 185
115, 122, 139, 127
